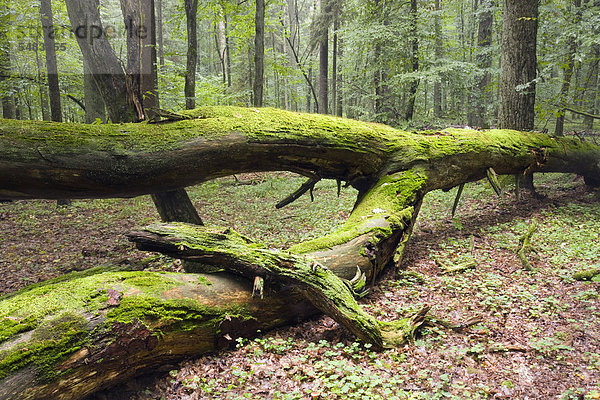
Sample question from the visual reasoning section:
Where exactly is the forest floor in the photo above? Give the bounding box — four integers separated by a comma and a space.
1, 173, 600, 399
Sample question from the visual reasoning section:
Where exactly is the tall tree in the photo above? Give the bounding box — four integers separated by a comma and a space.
253, 0, 265, 107
468, 0, 494, 128
40, 0, 62, 122
184, 0, 198, 109
156, 0, 165, 67
555, 0, 582, 136
583, 45, 599, 130
404, 0, 419, 120
433, 0, 443, 118
64, 0, 138, 123
0, 4, 15, 119
120, 0, 159, 114
318, 0, 330, 114
498, 0, 539, 130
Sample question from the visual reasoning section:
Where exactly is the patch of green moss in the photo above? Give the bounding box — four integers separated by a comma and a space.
290, 169, 427, 254
105, 296, 252, 333
0, 312, 88, 382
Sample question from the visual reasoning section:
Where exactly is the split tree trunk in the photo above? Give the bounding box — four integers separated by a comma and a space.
1, 106, 600, 400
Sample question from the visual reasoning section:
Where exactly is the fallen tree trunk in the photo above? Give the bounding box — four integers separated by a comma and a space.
1, 106, 600, 399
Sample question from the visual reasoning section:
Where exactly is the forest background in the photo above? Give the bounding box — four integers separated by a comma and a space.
0, 0, 597, 133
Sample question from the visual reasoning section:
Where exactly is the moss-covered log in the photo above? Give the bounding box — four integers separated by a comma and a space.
1, 106, 600, 399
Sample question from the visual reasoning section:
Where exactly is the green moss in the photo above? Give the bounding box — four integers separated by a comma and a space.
0, 312, 88, 381
196, 276, 213, 286
0, 267, 252, 382
290, 169, 426, 254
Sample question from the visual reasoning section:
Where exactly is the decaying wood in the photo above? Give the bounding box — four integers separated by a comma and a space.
573, 268, 600, 281
517, 218, 538, 271
1, 106, 600, 399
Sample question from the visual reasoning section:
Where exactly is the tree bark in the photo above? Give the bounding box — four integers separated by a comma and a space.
83, 59, 106, 124
253, 0, 265, 107
184, 0, 199, 110
583, 45, 599, 130
0, 4, 15, 119
318, 0, 330, 114
405, 0, 419, 121
468, 0, 493, 128
150, 189, 203, 225
498, 0, 538, 130
433, 0, 443, 119
156, 0, 165, 67
40, 0, 62, 123
555, 0, 582, 136
64, 0, 138, 123
120, 0, 159, 114
1, 107, 600, 399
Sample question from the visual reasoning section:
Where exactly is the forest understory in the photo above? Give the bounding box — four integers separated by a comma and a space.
1, 172, 599, 399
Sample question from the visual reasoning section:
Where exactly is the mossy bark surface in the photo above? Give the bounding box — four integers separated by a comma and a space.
1, 106, 600, 399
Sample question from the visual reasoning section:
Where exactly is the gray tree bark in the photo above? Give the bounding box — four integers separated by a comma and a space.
498, 0, 539, 130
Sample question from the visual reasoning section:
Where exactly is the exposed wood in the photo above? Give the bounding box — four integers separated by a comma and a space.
126, 223, 390, 349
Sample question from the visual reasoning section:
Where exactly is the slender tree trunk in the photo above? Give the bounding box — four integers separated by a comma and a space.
405, 0, 419, 120
433, 0, 442, 118
0, 5, 15, 119
253, 0, 265, 107
555, 0, 582, 136
318, 0, 329, 114
157, 0, 165, 67
184, 0, 198, 109
583, 46, 599, 130
224, 14, 232, 88
332, 15, 338, 116
336, 35, 343, 117
468, 0, 493, 128
498, 0, 539, 130
34, 31, 50, 121
40, 0, 62, 123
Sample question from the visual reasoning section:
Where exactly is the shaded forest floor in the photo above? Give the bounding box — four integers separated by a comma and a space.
1, 173, 599, 399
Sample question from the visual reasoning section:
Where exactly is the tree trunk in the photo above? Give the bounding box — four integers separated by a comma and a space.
583, 45, 599, 130
253, 0, 265, 107
156, 0, 165, 67
555, 0, 582, 136
468, 0, 493, 128
0, 4, 15, 119
184, 0, 199, 109
498, 0, 538, 130
120, 0, 159, 114
83, 59, 106, 124
40, 0, 62, 123
405, 0, 419, 121
34, 33, 51, 121
433, 0, 443, 118
225, 14, 232, 88
150, 189, 203, 225
64, 0, 138, 123
1, 107, 600, 399
332, 15, 338, 116
318, 0, 329, 114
